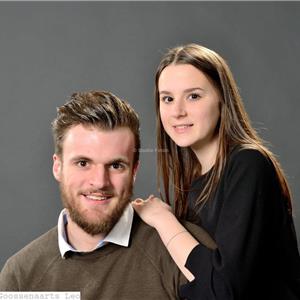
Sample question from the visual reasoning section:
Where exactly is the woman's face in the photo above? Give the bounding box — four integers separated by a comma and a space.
158, 64, 221, 153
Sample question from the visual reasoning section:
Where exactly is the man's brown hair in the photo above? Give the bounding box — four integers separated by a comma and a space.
52, 90, 140, 165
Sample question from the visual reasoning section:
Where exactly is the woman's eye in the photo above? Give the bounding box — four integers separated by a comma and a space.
161, 96, 173, 103
188, 93, 201, 100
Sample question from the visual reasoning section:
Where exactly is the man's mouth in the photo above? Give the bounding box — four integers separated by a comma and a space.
83, 193, 113, 201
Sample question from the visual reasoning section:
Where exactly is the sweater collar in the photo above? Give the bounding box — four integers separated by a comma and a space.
57, 204, 134, 258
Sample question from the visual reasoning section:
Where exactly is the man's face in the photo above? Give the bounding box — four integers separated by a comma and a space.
53, 124, 138, 236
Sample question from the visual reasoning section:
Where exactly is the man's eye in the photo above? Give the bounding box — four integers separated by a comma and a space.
77, 161, 88, 167
110, 162, 124, 170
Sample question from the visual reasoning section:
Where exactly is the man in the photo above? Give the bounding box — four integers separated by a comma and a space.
0, 91, 215, 299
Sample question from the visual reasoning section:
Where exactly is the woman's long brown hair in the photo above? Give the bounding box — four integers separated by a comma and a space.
155, 44, 292, 219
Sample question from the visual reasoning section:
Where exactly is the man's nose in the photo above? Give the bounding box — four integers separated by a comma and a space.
88, 166, 110, 189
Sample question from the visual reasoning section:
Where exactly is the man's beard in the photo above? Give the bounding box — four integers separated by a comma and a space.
59, 182, 133, 236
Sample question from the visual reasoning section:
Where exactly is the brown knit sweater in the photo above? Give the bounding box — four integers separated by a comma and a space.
0, 215, 214, 300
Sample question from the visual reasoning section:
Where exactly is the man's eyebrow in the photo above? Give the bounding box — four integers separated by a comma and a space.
106, 157, 131, 166
70, 156, 92, 162
69, 156, 131, 166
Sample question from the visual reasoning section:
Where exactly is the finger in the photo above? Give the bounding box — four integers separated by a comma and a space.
146, 194, 155, 201
132, 198, 146, 205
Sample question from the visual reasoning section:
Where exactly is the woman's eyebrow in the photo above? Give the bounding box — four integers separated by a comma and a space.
160, 87, 205, 95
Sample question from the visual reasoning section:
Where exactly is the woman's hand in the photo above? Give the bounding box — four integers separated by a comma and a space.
132, 195, 173, 228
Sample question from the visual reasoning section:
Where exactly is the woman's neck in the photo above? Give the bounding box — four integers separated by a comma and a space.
191, 135, 219, 175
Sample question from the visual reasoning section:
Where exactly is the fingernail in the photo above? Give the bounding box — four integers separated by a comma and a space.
134, 198, 144, 204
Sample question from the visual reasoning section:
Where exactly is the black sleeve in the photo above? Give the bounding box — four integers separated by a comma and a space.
180, 149, 298, 299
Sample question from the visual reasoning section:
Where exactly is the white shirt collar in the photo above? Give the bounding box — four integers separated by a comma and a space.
57, 204, 134, 258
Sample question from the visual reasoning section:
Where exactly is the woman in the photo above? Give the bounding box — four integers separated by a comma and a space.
132, 44, 300, 299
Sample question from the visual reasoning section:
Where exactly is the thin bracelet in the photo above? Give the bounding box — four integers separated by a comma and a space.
166, 230, 188, 248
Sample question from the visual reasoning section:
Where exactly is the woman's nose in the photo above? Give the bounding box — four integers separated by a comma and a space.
171, 99, 187, 118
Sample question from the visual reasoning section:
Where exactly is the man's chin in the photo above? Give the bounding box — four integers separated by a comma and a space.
70, 213, 115, 236
82, 222, 114, 236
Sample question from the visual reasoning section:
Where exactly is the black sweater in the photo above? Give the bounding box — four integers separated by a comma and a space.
180, 148, 300, 300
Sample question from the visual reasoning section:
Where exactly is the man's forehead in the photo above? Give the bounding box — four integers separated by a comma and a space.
64, 124, 134, 142
62, 124, 135, 161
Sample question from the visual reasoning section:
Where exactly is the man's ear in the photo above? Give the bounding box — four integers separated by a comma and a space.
53, 154, 62, 182
132, 161, 140, 183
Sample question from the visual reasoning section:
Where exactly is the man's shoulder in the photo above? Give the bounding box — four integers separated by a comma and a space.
0, 227, 60, 290
4, 226, 59, 270
130, 214, 163, 246
130, 214, 175, 264
129, 214, 187, 288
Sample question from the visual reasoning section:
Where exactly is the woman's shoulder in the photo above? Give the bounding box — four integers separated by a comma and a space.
225, 146, 276, 179
229, 146, 273, 168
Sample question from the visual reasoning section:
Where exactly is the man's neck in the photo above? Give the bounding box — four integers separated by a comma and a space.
66, 217, 105, 252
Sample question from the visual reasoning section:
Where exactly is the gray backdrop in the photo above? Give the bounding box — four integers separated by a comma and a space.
1, 2, 299, 269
